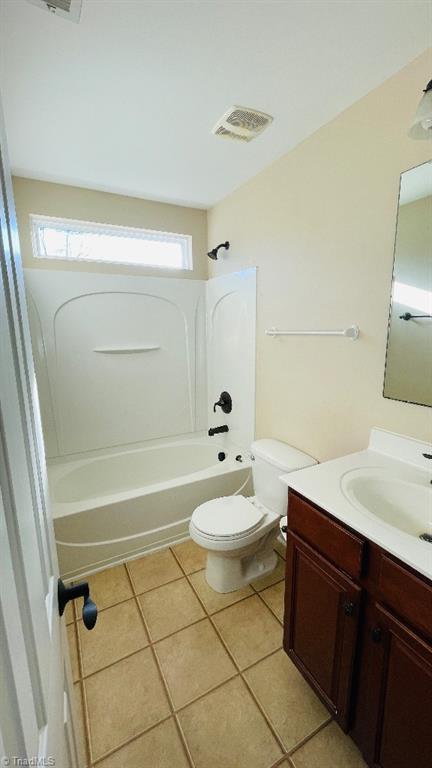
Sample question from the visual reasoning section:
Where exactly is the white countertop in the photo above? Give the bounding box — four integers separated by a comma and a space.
280, 429, 432, 581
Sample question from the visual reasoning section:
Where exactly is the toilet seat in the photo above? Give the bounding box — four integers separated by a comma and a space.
192, 496, 264, 540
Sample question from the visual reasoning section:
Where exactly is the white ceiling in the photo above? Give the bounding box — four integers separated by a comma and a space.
0, 0, 430, 209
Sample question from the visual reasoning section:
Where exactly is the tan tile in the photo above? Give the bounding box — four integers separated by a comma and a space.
78, 598, 148, 675
139, 578, 205, 641
67, 624, 80, 682
86, 564, 133, 611
291, 722, 367, 768
244, 650, 330, 751
85, 648, 170, 761
73, 683, 89, 767
65, 601, 75, 625
155, 619, 236, 709
274, 537, 287, 560
260, 581, 285, 622
189, 569, 254, 614
96, 718, 189, 768
252, 554, 286, 591
171, 538, 207, 574
212, 595, 282, 670
128, 548, 183, 594
179, 676, 282, 768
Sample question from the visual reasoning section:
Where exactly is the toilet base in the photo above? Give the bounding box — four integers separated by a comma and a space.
205, 529, 279, 593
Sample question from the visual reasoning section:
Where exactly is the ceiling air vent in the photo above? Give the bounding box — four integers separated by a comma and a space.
25, 0, 82, 23
212, 106, 273, 142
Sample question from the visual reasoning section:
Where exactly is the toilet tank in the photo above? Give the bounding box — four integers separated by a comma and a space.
251, 439, 317, 516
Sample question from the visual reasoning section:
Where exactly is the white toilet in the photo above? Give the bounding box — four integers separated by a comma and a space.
189, 439, 316, 593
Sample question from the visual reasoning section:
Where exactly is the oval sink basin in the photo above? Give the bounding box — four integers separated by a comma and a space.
341, 467, 432, 540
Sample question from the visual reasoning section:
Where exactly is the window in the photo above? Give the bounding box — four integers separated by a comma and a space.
30, 215, 192, 270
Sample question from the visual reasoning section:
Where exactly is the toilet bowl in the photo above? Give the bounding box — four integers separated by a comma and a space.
189, 439, 317, 593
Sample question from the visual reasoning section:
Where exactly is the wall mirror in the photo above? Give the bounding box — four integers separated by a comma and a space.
383, 160, 432, 407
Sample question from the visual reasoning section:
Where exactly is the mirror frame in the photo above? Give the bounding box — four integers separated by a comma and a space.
382, 159, 432, 408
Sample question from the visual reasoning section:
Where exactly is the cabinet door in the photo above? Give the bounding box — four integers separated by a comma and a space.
364, 603, 432, 768
284, 532, 362, 729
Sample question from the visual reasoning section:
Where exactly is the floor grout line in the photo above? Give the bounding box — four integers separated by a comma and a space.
77, 643, 151, 682
75, 593, 136, 619
172, 713, 197, 768
75, 677, 92, 768
255, 583, 285, 626
173, 670, 241, 714
174, 547, 285, 677
129, 572, 187, 598
80, 563, 175, 767
181, 564, 294, 760
145, 608, 207, 645
70, 621, 93, 765
90, 714, 173, 766
124, 562, 173, 705
71, 547, 285, 616
188, 581, 283, 674
190, 584, 261, 617
171, 544, 332, 761
239, 645, 282, 675
70, 542, 333, 767
126, 561, 197, 768
240, 670, 288, 755
79, 668, 94, 766
76, 570, 200, 626
65, 595, 77, 626
69, 617, 82, 684
75, 585, 278, 697
287, 716, 334, 757
73, 589, 96, 766
269, 755, 293, 768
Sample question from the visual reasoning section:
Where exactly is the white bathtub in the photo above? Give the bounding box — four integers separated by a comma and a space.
49, 437, 252, 580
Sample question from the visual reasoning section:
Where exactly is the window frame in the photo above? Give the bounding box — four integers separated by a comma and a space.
29, 214, 193, 271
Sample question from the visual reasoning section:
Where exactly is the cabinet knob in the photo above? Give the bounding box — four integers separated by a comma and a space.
343, 600, 355, 617
371, 627, 382, 643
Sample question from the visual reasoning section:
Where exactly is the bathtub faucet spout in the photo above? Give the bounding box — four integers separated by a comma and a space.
208, 425, 229, 437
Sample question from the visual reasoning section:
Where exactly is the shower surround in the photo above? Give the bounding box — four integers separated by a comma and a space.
25, 267, 256, 577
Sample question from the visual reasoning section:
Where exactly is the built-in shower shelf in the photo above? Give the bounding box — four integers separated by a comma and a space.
93, 345, 161, 354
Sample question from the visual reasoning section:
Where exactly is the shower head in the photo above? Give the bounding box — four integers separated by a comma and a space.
207, 241, 230, 260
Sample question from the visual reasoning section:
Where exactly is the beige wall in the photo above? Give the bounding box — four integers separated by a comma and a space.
208, 50, 432, 461
13, 177, 208, 280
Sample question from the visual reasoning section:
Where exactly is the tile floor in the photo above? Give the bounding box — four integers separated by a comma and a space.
67, 538, 367, 768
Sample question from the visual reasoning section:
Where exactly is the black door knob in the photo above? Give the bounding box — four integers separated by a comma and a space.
343, 600, 355, 617
58, 578, 98, 630
82, 595, 98, 630
371, 626, 382, 643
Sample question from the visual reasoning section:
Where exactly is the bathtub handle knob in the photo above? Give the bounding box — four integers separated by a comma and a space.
213, 391, 232, 414
58, 578, 98, 630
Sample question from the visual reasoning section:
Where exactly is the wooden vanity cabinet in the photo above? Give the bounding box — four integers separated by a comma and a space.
284, 532, 362, 730
283, 489, 432, 768
354, 602, 432, 768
